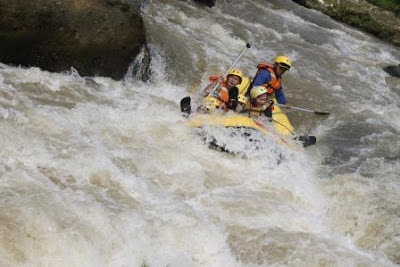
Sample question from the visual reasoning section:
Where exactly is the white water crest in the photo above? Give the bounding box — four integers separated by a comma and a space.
1, 0, 400, 266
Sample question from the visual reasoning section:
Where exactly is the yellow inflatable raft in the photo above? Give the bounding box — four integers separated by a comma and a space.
181, 75, 315, 149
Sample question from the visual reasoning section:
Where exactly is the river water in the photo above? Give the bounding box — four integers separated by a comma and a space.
0, 0, 399, 266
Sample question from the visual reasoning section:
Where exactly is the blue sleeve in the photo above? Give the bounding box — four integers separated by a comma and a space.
275, 87, 286, 104
252, 70, 286, 104
252, 70, 271, 86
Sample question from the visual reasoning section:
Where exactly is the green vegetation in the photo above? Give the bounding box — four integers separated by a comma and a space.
293, 0, 400, 47
333, 5, 396, 41
367, 0, 400, 17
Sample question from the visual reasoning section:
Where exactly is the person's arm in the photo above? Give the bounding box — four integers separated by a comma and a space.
263, 99, 274, 118
274, 87, 287, 105
252, 70, 271, 87
202, 82, 217, 96
226, 87, 239, 110
203, 75, 223, 96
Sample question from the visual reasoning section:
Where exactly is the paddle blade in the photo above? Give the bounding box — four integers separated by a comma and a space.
314, 111, 330, 115
180, 96, 191, 115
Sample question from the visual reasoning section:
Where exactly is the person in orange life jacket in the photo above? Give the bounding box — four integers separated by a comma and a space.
197, 69, 243, 113
238, 86, 274, 118
250, 55, 292, 108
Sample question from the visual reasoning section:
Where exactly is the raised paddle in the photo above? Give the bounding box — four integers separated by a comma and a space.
206, 43, 251, 97
277, 103, 330, 115
180, 43, 251, 115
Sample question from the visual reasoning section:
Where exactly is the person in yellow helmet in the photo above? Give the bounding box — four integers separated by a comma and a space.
249, 55, 292, 108
197, 69, 243, 113
237, 86, 274, 118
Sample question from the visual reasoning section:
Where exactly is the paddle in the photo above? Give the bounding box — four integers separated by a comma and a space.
180, 96, 191, 117
207, 43, 251, 97
277, 103, 330, 115
180, 43, 251, 115
270, 117, 317, 147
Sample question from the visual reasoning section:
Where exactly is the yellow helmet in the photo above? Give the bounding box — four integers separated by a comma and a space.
238, 94, 247, 104
202, 96, 220, 110
274, 56, 292, 69
250, 86, 268, 99
227, 69, 243, 84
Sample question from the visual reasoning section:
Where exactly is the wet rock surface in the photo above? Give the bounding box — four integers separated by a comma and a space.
0, 0, 147, 80
384, 64, 400, 78
193, 0, 216, 7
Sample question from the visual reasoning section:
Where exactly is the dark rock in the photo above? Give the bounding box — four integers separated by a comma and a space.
292, 0, 308, 5
384, 64, 400, 78
125, 44, 151, 82
0, 0, 147, 80
193, 0, 216, 8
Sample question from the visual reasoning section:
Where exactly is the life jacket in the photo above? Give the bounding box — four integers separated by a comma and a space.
202, 77, 230, 110
241, 100, 267, 118
255, 63, 282, 94
238, 97, 274, 118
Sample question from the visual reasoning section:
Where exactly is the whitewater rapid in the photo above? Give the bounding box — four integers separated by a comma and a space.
0, 0, 399, 266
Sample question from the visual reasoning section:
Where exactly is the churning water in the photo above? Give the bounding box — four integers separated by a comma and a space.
1, 0, 399, 265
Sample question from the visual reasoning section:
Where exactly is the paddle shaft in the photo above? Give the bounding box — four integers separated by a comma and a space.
208, 43, 251, 97
277, 103, 330, 115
